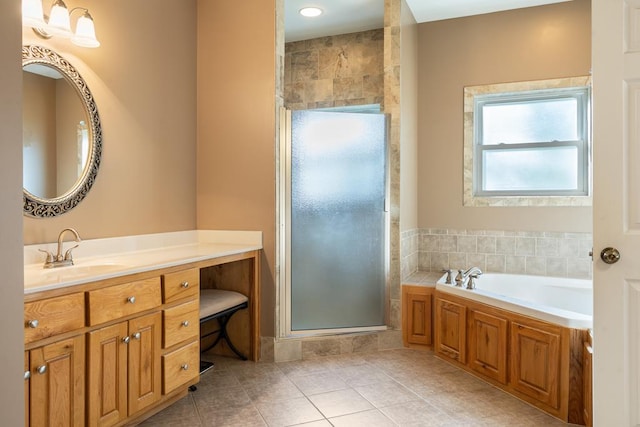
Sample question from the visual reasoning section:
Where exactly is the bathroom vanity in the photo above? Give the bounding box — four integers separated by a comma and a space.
23, 231, 261, 427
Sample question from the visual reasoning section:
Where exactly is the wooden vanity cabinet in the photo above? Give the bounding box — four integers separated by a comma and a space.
87, 312, 162, 426
583, 334, 593, 427
160, 268, 200, 395
401, 285, 433, 348
434, 296, 466, 363
27, 335, 85, 427
24, 250, 261, 427
468, 308, 508, 384
23, 292, 86, 427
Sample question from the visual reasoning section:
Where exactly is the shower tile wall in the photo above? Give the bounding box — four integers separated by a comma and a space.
284, 29, 385, 109
402, 229, 593, 280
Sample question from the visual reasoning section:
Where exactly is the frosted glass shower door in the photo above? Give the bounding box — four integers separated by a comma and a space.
288, 110, 387, 331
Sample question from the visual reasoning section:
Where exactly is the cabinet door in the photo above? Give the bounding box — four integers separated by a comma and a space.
468, 309, 508, 384
128, 312, 162, 415
510, 321, 561, 409
402, 287, 433, 347
583, 340, 593, 427
435, 297, 466, 363
87, 322, 129, 427
29, 335, 85, 427
24, 351, 29, 427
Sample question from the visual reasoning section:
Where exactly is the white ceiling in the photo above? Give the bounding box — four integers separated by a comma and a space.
285, 0, 571, 42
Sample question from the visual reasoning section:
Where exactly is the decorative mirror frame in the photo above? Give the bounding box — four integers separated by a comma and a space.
22, 45, 102, 217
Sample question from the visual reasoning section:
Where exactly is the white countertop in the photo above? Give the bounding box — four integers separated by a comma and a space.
24, 230, 262, 294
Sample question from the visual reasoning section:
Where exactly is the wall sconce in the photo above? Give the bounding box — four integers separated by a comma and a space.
22, 0, 101, 48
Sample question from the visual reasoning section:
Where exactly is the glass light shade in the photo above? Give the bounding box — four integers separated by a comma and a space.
71, 12, 100, 48
46, 0, 72, 37
22, 0, 46, 27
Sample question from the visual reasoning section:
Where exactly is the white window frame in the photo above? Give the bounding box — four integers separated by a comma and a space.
463, 76, 592, 207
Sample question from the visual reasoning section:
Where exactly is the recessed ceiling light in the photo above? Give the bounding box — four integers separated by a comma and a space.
299, 7, 323, 17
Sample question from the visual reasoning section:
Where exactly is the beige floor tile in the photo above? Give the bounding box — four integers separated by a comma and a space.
137, 395, 201, 427
198, 403, 267, 427
144, 350, 575, 427
192, 385, 252, 410
288, 420, 333, 427
380, 399, 451, 426
307, 388, 374, 418
289, 371, 349, 395
254, 396, 324, 426
244, 376, 305, 403
354, 381, 419, 408
328, 408, 396, 427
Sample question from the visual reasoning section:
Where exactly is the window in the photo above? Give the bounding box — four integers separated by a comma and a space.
463, 77, 592, 207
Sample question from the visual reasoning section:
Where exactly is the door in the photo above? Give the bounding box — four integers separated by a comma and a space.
469, 308, 508, 384
29, 335, 85, 427
128, 312, 162, 415
285, 109, 388, 332
87, 322, 128, 427
593, 0, 640, 424
434, 297, 466, 363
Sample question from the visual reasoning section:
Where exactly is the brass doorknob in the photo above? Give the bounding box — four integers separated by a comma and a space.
600, 247, 621, 264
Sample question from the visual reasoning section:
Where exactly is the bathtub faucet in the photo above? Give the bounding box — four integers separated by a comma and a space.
454, 266, 483, 289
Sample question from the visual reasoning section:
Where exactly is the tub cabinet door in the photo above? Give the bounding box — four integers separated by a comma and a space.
468, 308, 508, 384
510, 321, 561, 409
402, 285, 433, 348
435, 297, 466, 363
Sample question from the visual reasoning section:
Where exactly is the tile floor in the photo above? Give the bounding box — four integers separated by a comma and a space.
140, 349, 574, 427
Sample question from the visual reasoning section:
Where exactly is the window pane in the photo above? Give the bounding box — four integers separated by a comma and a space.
482, 146, 578, 191
482, 98, 578, 145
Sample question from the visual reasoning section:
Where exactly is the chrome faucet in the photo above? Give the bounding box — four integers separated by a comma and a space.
454, 266, 483, 289
40, 228, 81, 268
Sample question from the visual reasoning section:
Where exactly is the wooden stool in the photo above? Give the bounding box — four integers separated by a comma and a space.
198, 289, 249, 373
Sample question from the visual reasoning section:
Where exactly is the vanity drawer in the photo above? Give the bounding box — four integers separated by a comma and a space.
87, 278, 162, 325
162, 268, 199, 303
162, 340, 199, 394
163, 299, 199, 348
24, 292, 85, 344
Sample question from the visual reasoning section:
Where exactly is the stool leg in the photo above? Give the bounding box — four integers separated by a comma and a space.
217, 314, 248, 360
200, 309, 248, 360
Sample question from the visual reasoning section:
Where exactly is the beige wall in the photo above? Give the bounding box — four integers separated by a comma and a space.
0, 0, 26, 423
196, 0, 277, 337
417, 0, 592, 232
400, 0, 418, 232
22, 0, 197, 244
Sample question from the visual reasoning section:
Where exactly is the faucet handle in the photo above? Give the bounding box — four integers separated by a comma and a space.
38, 249, 54, 263
467, 273, 481, 290
64, 244, 79, 262
441, 269, 453, 284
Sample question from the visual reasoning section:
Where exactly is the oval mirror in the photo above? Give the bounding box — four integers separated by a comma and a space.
22, 45, 102, 217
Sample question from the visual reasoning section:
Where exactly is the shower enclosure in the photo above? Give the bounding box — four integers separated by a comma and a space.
282, 108, 389, 334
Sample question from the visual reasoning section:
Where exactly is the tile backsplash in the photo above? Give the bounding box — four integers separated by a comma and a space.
402, 228, 592, 280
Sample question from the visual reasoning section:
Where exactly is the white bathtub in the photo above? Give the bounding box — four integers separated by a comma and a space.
436, 273, 592, 329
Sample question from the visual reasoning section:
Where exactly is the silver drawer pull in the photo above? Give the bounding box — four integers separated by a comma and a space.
122, 336, 130, 344
24, 371, 31, 380
132, 332, 141, 340
37, 365, 47, 375
181, 364, 189, 371
180, 281, 189, 288
181, 320, 190, 327
27, 319, 39, 329
127, 296, 136, 304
